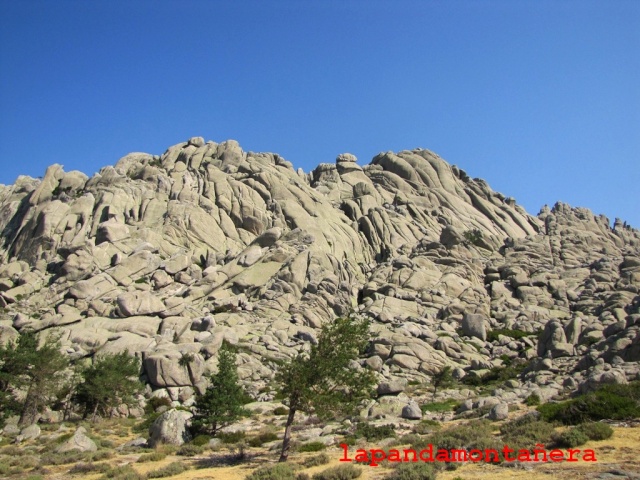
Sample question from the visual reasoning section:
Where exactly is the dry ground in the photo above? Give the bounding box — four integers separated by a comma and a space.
1, 418, 638, 480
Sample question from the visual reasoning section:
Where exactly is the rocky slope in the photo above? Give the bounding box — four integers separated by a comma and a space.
0, 136, 638, 415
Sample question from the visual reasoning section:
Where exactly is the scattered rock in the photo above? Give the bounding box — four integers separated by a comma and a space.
56, 427, 98, 453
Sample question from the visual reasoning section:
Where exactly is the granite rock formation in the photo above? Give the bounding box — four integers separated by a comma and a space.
0, 137, 638, 416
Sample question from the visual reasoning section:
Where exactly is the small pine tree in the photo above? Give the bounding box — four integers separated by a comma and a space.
0, 331, 70, 426
74, 351, 144, 421
277, 315, 377, 462
431, 366, 455, 401
192, 342, 249, 436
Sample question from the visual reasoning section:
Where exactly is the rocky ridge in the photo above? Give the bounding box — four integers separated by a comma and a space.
0, 136, 638, 419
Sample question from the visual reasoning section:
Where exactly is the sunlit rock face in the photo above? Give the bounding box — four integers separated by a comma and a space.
0, 136, 638, 406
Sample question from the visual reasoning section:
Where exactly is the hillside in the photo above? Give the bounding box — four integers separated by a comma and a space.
0, 135, 638, 414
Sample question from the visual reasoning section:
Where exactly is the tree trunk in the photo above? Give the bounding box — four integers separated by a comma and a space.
18, 387, 39, 427
279, 408, 297, 462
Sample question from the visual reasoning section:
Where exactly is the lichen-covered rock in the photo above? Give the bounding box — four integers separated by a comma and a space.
148, 409, 193, 447
56, 427, 97, 453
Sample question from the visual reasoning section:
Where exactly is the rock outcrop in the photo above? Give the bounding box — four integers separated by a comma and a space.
0, 136, 638, 413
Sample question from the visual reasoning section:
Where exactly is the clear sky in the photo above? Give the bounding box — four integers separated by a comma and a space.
1, 0, 638, 227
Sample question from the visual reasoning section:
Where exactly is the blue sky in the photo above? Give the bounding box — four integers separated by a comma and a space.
1, 0, 638, 227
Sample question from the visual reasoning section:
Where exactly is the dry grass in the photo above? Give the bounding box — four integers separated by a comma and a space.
4, 415, 638, 480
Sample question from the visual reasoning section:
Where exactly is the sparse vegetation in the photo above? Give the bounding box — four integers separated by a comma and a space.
354, 422, 396, 441
248, 430, 279, 447
430, 366, 456, 401
577, 421, 613, 441
524, 393, 541, 406
136, 451, 167, 463
463, 229, 483, 247
384, 462, 437, 480
538, 381, 640, 424
217, 430, 247, 444
500, 413, 556, 452
176, 444, 203, 456
297, 441, 327, 452
99, 464, 144, 480
147, 461, 188, 478
245, 463, 298, 480
552, 427, 589, 448
462, 360, 527, 388
300, 453, 330, 468
421, 399, 459, 413
191, 434, 212, 446
311, 464, 362, 480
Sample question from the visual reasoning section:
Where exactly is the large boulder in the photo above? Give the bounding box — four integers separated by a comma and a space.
56, 427, 97, 453
461, 313, 487, 341
401, 402, 423, 420
148, 409, 193, 447
538, 320, 575, 357
377, 378, 407, 396
16, 424, 41, 443
488, 403, 509, 421
117, 291, 166, 317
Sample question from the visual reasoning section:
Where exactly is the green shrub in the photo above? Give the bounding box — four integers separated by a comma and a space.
245, 463, 297, 480
538, 382, 640, 424
273, 406, 289, 416
462, 361, 526, 388
8, 454, 40, 469
147, 461, 188, 478
340, 435, 357, 446
300, 453, 330, 468
298, 441, 327, 452
420, 399, 459, 413
136, 451, 167, 463
577, 422, 613, 441
218, 431, 246, 444
92, 450, 115, 461
412, 419, 441, 435
248, 430, 279, 447
99, 464, 144, 480
500, 414, 555, 452
40, 451, 87, 466
415, 420, 499, 459
192, 434, 212, 446
553, 427, 589, 448
146, 396, 172, 413
354, 423, 396, 441
524, 393, 541, 406
69, 462, 111, 474
55, 432, 74, 444
311, 464, 362, 480
463, 229, 483, 247
384, 463, 437, 480
297, 474, 311, 480
176, 444, 203, 456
